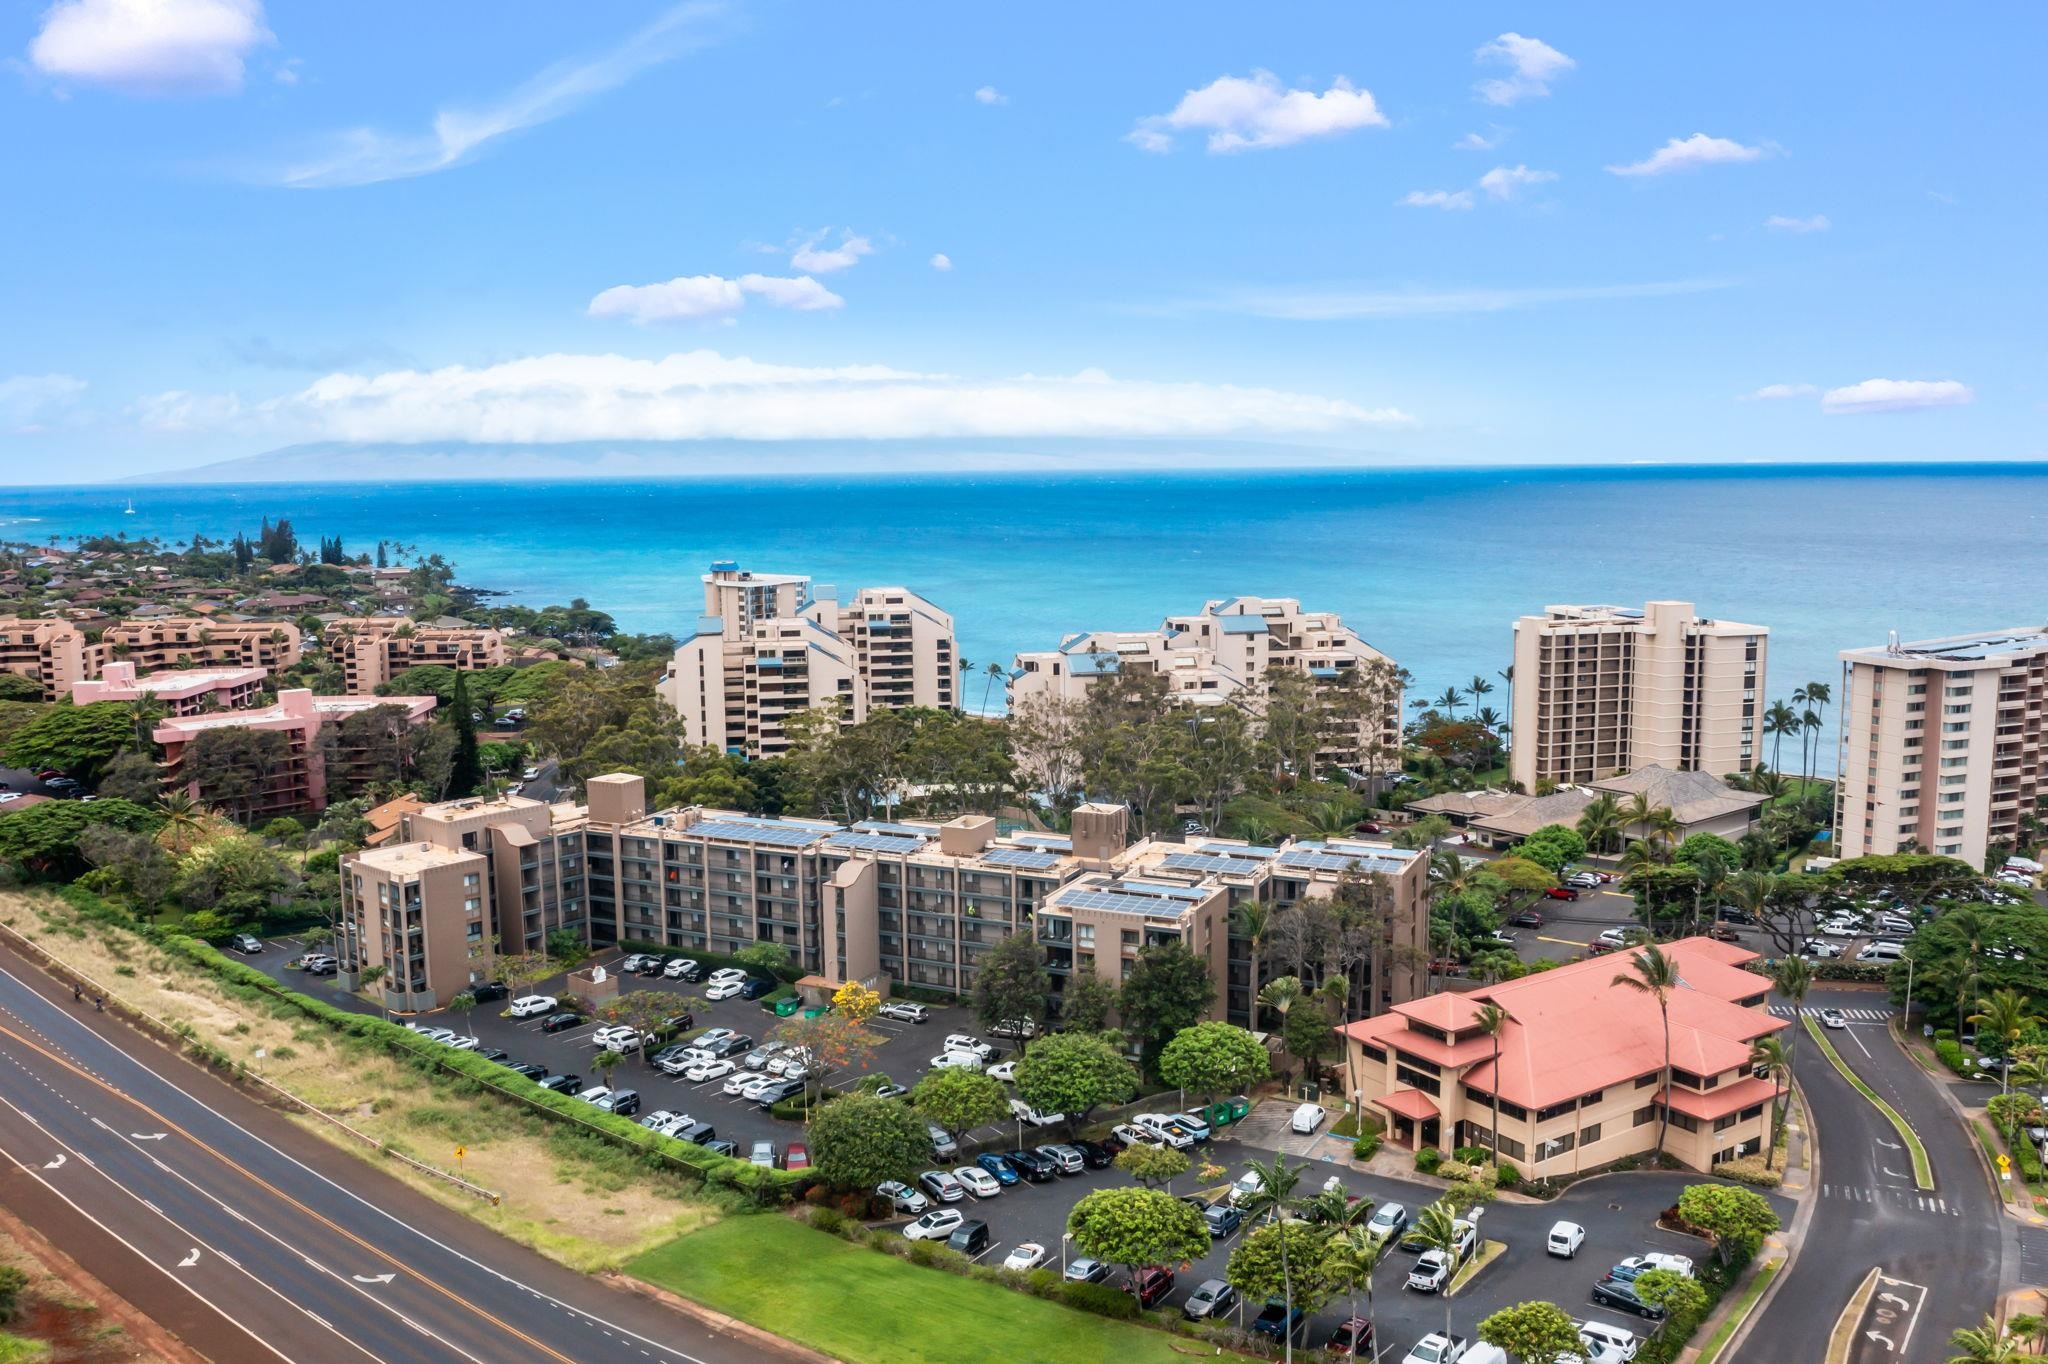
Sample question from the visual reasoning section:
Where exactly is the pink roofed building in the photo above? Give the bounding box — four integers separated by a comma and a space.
154, 689, 436, 819
1337, 936, 1787, 1176
73, 660, 267, 716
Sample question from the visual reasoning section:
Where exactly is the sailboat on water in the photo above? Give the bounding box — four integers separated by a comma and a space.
123, 499, 136, 515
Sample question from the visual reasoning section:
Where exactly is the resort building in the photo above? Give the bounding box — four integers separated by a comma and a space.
655, 562, 958, 758
1338, 936, 1786, 1177
98, 617, 302, 678
72, 660, 267, 716
343, 776, 1431, 1021
1836, 628, 2048, 867
156, 690, 437, 819
1406, 763, 1764, 849
0, 617, 88, 700
1510, 601, 1767, 791
325, 618, 507, 693
1009, 595, 1404, 776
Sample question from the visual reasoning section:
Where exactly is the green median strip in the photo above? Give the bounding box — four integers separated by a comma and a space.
1695, 1256, 1778, 1364
1803, 1017, 1934, 1190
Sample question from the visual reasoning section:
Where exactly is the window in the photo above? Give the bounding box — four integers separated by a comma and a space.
1635, 1072, 1658, 1089
1579, 1122, 1602, 1145
1536, 1099, 1578, 1123
1666, 1110, 1701, 1133
463, 873, 479, 888
1361, 1044, 1386, 1063
1396, 1066, 1442, 1096
1633, 1105, 1656, 1127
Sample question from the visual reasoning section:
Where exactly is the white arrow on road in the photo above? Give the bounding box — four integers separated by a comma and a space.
1882, 1166, 1908, 1179
131, 1132, 168, 1141
42, 1154, 65, 1170
1866, 1330, 1896, 1350
1876, 1137, 1901, 1150
351, 1274, 395, 1285
1879, 1292, 1915, 1311
176, 1249, 201, 1268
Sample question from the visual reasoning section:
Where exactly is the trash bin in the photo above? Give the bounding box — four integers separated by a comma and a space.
771, 998, 799, 1017
1225, 1095, 1250, 1122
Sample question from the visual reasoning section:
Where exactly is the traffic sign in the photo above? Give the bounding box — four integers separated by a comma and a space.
454, 1145, 467, 1161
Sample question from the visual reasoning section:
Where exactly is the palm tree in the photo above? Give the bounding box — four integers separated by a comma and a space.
981, 660, 1004, 714
1233, 900, 1273, 999
1969, 989, 2039, 1094
1621, 792, 1678, 849
1412, 1199, 1464, 1338
1749, 1036, 1790, 1170
1468, 674, 1494, 704
1769, 955, 1812, 1069
1764, 701, 1800, 775
1619, 838, 1668, 875
1258, 976, 1304, 1078
1577, 792, 1625, 855
359, 964, 389, 1021
1689, 850, 1730, 936
1434, 686, 1465, 718
1802, 681, 1833, 788
1614, 945, 1680, 1160
1320, 1228, 1385, 1350
154, 791, 212, 856
1473, 1002, 1508, 1167
448, 990, 479, 1042
1236, 1155, 1307, 1364
1947, 1315, 2025, 1363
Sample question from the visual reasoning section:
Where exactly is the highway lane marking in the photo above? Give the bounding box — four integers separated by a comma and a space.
0, 970, 728, 1364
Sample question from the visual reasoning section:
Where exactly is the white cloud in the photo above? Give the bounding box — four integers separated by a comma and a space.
1185, 278, 1731, 321
929, 253, 954, 272
1764, 214, 1830, 234
1821, 379, 1975, 415
1400, 190, 1475, 211
1478, 164, 1557, 201
1129, 70, 1387, 154
789, 232, 873, 274
1607, 133, 1769, 178
28, 0, 272, 95
0, 373, 88, 432
140, 350, 1413, 443
1454, 127, 1508, 152
266, 2, 719, 187
1742, 383, 1818, 401
1474, 33, 1574, 105
973, 85, 1007, 105
587, 273, 842, 323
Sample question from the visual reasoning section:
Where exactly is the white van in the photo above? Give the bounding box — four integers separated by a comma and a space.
1858, 940, 1906, 963
1465, 1347, 1511, 1364
1577, 1320, 1640, 1361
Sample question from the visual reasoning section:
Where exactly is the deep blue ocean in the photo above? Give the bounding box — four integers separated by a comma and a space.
2, 464, 2042, 721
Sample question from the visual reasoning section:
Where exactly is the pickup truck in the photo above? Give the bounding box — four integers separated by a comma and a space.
1251, 1297, 1308, 1342
1406, 1249, 1454, 1293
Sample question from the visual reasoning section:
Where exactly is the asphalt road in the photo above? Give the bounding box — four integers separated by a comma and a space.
1747, 987, 2004, 1364
0, 942, 810, 1364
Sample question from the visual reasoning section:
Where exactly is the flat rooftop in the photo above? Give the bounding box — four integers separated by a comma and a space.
1842, 628, 2048, 666
352, 841, 477, 872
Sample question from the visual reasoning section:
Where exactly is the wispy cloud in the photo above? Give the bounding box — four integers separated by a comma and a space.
1764, 214, 1830, 234
0, 373, 89, 433
1474, 33, 1573, 106
1478, 164, 1557, 201
587, 273, 843, 324
1399, 190, 1474, 211
973, 85, 1007, 105
1741, 383, 1818, 401
1454, 126, 1509, 152
928, 253, 954, 272
1128, 69, 1387, 154
788, 232, 874, 274
265, 3, 723, 188
1607, 133, 1771, 178
1821, 379, 1974, 415
27, 0, 272, 96
1167, 278, 1734, 321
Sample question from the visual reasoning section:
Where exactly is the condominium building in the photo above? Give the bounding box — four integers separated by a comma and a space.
72, 660, 267, 716
156, 690, 437, 819
0, 618, 88, 699
1009, 595, 1404, 775
1339, 936, 1786, 1177
1510, 601, 1767, 791
98, 617, 302, 677
345, 776, 1432, 1020
325, 618, 506, 693
1836, 628, 2048, 867
656, 562, 957, 758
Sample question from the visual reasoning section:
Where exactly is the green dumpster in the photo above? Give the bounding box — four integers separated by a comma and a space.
1224, 1095, 1251, 1122
771, 997, 799, 1017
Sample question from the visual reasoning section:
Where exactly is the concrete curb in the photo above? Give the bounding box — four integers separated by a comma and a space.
1694, 1072, 1818, 1364
1825, 1266, 1883, 1364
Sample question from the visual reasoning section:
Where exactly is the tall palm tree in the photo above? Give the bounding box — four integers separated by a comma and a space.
1969, 989, 2040, 1094
1233, 900, 1273, 999
1689, 850, 1730, 936
1614, 946, 1680, 1160
1802, 681, 1833, 789
1258, 976, 1304, 1077
1770, 953, 1812, 1069
981, 660, 1005, 714
1473, 1002, 1508, 1167
1748, 1036, 1790, 1170
1236, 1155, 1307, 1364
1411, 1199, 1464, 1338
1577, 793, 1624, 855
1434, 686, 1465, 718
1946, 1315, 2025, 1363
1468, 675, 1494, 707
359, 964, 389, 1021
1321, 1228, 1385, 1350
1764, 701, 1800, 775
1619, 838, 1668, 875
1791, 685, 1815, 786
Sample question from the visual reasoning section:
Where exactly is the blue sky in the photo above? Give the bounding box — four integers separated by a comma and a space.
2, 1, 2041, 480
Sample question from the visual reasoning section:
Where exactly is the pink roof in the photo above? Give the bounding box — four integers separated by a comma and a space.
1375, 1088, 1439, 1121
1660, 1075, 1783, 1122
1345, 937, 1787, 1110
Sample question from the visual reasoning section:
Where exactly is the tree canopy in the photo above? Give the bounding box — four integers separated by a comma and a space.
1119, 943, 1217, 1068
1158, 1021, 1270, 1102
1014, 1031, 1138, 1127
0, 798, 161, 877
1066, 1187, 1210, 1275
911, 1067, 1008, 1141
971, 931, 1050, 1032
807, 1093, 933, 1191
1, 702, 141, 782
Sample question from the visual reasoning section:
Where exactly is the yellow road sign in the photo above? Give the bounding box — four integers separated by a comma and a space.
455, 1145, 467, 1161
1997, 1153, 2012, 1171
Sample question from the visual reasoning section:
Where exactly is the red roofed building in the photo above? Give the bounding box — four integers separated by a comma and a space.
1337, 936, 1786, 1176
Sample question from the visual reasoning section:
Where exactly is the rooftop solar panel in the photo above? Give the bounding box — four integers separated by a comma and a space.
689, 820, 826, 847
1118, 880, 1208, 901
1052, 888, 1196, 918
825, 832, 927, 855
982, 848, 1061, 870
1275, 849, 1409, 875
852, 820, 933, 837
1161, 851, 1265, 875
1014, 835, 1073, 849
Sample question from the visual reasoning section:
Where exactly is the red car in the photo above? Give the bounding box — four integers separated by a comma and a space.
1354, 822, 1384, 835
1130, 1267, 1176, 1308
1544, 886, 1580, 901
783, 1142, 810, 1171
1326, 1319, 1375, 1356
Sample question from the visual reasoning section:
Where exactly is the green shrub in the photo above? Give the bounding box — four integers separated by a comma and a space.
1353, 1134, 1382, 1160
1062, 1281, 1140, 1319
1935, 1039, 1971, 1075
1493, 1163, 1521, 1189
1453, 1145, 1488, 1164
0, 1265, 27, 1324
1024, 1268, 1063, 1299
1414, 1147, 1444, 1174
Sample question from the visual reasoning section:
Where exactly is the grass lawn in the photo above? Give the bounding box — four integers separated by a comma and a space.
631, 1216, 1252, 1364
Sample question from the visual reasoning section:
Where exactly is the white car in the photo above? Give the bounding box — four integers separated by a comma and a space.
1547, 1220, 1586, 1258
1134, 1114, 1194, 1148
943, 1034, 994, 1059
876, 1180, 928, 1215
740, 1075, 781, 1101
1406, 1249, 1454, 1293
722, 1071, 757, 1096
1858, 941, 1906, 962
663, 957, 697, 979
1365, 1202, 1409, 1243
1577, 1321, 1640, 1361
521, 766, 541, 781
1002, 1242, 1048, 1272
705, 980, 743, 1001
708, 967, 748, 985
1114, 1123, 1161, 1149
986, 1060, 1019, 1082
930, 1051, 985, 1072
1802, 939, 1842, 959
878, 1000, 929, 1023
1289, 1102, 1326, 1134
574, 1085, 613, 1106
1229, 1169, 1266, 1206
685, 1059, 735, 1082
592, 1025, 640, 1052
1819, 919, 1863, 938
1009, 1098, 1064, 1126
901, 1208, 964, 1241
509, 994, 557, 1018
444, 1035, 479, 1051
1402, 1333, 1468, 1364
0, 793, 22, 805
1820, 1009, 1849, 1029
954, 1165, 1002, 1198
1616, 1251, 1695, 1279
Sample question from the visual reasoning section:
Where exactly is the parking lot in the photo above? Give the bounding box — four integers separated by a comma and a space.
252, 938, 1788, 1359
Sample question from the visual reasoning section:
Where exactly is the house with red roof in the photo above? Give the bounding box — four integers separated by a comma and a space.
1337, 936, 1787, 1176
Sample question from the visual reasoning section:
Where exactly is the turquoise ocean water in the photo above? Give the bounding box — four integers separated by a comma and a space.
2, 464, 2042, 720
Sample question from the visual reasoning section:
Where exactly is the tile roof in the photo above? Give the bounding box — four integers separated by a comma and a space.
1659, 1075, 1782, 1122
1376, 1088, 1438, 1121
1592, 763, 1765, 824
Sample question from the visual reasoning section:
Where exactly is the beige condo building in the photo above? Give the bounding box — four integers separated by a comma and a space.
0, 618, 88, 700
1008, 595, 1404, 776
99, 617, 302, 678
656, 562, 957, 758
1836, 628, 2048, 868
325, 618, 506, 693
1510, 601, 1766, 791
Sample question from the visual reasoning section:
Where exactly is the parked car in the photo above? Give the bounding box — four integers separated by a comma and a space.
509, 994, 557, 1018
1183, 1278, 1236, 1320
752, 1079, 805, 1108
1289, 1102, 1326, 1134
748, 1140, 778, 1169
1134, 1114, 1195, 1148
229, 934, 263, 955
540, 1012, 584, 1033
536, 1073, 581, 1093
505, 1061, 547, 1081
1064, 1257, 1110, 1284
1129, 1267, 1175, 1309
675, 1120, 718, 1145
1010, 1098, 1064, 1126
597, 1089, 641, 1116
1858, 940, 1906, 962
928, 1125, 959, 1159
744, 1042, 786, 1070
1400, 1334, 1468, 1364
782, 1142, 809, 1171
1547, 1220, 1586, 1258
1707, 922, 1743, 942
1173, 1110, 1213, 1141
1407, 1250, 1455, 1293
1595, 927, 1643, 949
1565, 871, 1602, 890
1113, 1123, 1160, 1149
944, 1219, 991, 1256
1037, 1144, 1085, 1175
1071, 1139, 1116, 1169
1577, 1321, 1641, 1361
1802, 938, 1843, 959
661, 957, 697, 979
1591, 1276, 1668, 1320
1509, 908, 1545, 929
878, 1000, 930, 1023
1229, 1169, 1266, 1206
685, 1058, 735, 1082
1202, 1204, 1242, 1238
1365, 1202, 1410, 1243
974, 1153, 1019, 1185
591, 1025, 640, 1052
902, 1208, 965, 1241
1609, 1252, 1694, 1281
986, 1060, 1019, 1082
1005, 1149, 1057, 1182
918, 1170, 965, 1203
705, 980, 743, 1001
302, 955, 337, 976
468, 981, 509, 1003
1326, 1319, 1375, 1356
473, 1047, 509, 1063
738, 977, 776, 1000
991, 1018, 1036, 1039
876, 1180, 929, 1215
1252, 1297, 1308, 1342
953, 1165, 1002, 1199
1002, 1242, 1048, 1271
930, 1050, 985, 1072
